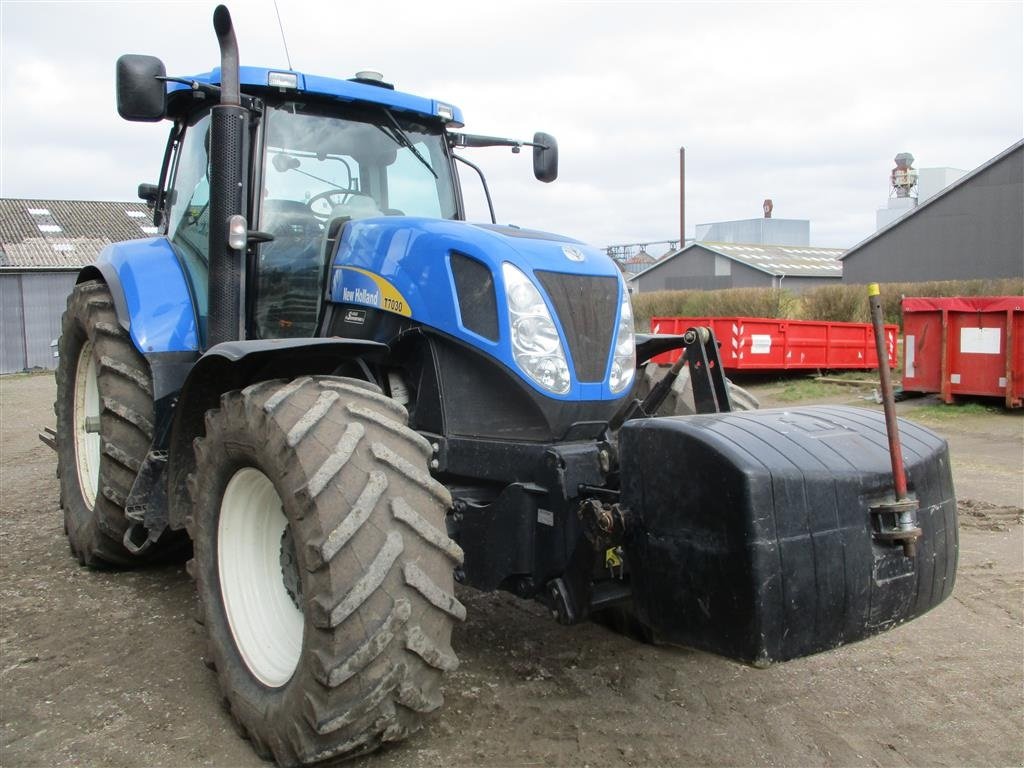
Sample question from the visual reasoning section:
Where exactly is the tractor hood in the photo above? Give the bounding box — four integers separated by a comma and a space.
327, 217, 631, 401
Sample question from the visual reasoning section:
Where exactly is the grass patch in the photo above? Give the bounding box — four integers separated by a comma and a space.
0, 369, 53, 380
909, 401, 1002, 421
773, 377, 871, 402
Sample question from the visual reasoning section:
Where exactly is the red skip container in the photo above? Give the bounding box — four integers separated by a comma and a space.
649, 316, 898, 372
902, 296, 1024, 408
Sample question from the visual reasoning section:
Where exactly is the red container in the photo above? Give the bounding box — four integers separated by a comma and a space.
902, 296, 1024, 408
649, 316, 898, 372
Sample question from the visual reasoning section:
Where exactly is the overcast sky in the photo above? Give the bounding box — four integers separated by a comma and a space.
1, 0, 1021, 250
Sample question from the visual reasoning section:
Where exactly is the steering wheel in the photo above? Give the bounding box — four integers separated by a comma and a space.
307, 188, 374, 220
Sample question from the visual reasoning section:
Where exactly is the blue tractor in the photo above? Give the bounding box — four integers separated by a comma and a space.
53, 7, 958, 765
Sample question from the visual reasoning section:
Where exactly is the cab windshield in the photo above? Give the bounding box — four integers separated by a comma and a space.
254, 102, 457, 338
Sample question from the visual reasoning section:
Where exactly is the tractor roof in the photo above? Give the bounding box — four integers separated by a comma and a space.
167, 66, 464, 127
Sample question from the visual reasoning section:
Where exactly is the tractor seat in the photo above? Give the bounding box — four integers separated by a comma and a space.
261, 199, 322, 241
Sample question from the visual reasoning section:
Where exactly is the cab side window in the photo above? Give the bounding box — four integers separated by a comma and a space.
167, 111, 213, 260
165, 110, 213, 333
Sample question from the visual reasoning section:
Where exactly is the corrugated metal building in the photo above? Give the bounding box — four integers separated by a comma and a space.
0, 199, 155, 373
628, 241, 844, 293
842, 140, 1024, 284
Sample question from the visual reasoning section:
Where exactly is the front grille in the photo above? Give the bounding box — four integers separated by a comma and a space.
535, 271, 618, 383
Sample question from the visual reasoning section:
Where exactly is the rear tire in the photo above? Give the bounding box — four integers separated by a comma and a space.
631, 362, 760, 416
55, 280, 175, 567
188, 376, 463, 766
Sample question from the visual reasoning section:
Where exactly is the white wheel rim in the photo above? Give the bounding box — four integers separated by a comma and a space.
218, 467, 303, 688
72, 341, 101, 508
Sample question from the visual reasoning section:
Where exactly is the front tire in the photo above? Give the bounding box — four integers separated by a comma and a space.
55, 280, 162, 567
188, 376, 463, 766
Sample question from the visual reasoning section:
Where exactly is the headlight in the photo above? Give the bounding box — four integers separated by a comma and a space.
608, 284, 635, 394
502, 263, 571, 395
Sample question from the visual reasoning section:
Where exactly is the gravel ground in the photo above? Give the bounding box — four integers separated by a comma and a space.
2, 372, 1021, 767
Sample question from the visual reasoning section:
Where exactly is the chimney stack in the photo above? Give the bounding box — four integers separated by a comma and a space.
679, 147, 685, 246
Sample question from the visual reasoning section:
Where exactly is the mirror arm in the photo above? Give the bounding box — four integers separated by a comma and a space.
156, 76, 222, 99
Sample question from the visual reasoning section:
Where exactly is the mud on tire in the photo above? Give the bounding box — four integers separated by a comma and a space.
55, 280, 174, 567
187, 376, 464, 766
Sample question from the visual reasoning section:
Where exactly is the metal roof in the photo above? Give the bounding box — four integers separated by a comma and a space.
629, 241, 844, 281
0, 199, 155, 270
841, 139, 1024, 261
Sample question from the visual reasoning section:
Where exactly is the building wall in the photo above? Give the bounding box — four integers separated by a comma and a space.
631, 246, 842, 294
775, 275, 843, 293
694, 218, 810, 246
632, 247, 772, 293
917, 167, 967, 202
844, 145, 1024, 284
0, 271, 77, 373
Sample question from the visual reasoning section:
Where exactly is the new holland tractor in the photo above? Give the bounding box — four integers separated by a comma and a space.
52, 6, 958, 765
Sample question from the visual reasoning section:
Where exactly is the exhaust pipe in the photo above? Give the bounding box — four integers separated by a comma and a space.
206, 4, 249, 348
213, 5, 240, 106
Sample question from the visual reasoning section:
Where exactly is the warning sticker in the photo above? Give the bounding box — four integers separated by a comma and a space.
750, 334, 772, 354
960, 327, 1001, 355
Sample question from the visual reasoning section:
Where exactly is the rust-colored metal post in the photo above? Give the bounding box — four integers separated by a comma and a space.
868, 283, 920, 556
869, 283, 907, 499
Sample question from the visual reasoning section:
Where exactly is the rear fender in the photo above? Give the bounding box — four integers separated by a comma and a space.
163, 338, 387, 532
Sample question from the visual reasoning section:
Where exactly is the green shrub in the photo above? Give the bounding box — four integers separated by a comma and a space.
632, 278, 1024, 330
797, 285, 867, 323
871, 278, 1024, 326
633, 287, 791, 327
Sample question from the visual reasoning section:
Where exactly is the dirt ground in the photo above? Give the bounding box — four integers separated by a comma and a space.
2, 372, 1021, 768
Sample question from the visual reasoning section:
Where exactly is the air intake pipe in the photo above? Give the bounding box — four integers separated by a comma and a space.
206, 4, 249, 347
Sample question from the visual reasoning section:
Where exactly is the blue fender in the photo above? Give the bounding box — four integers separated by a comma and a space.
81, 237, 200, 355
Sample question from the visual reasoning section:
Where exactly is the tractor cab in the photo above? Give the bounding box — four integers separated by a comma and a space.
122, 61, 466, 343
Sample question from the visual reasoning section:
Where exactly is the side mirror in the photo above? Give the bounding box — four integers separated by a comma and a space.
138, 183, 159, 208
116, 54, 167, 122
532, 131, 558, 183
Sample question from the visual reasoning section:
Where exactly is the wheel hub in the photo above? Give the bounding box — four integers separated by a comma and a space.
72, 341, 101, 509
217, 467, 304, 688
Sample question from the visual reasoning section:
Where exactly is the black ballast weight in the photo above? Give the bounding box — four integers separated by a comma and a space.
619, 405, 958, 666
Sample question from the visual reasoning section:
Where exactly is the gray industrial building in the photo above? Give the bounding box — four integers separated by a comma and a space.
629, 241, 844, 293
0, 198, 155, 374
842, 140, 1024, 284
694, 217, 810, 247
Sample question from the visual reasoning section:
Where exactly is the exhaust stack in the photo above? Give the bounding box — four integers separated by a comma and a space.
206, 4, 249, 348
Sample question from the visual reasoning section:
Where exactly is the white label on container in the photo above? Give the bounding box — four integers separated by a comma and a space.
999, 377, 1007, 388
537, 509, 554, 527
750, 334, 772, 354
905, 335, 916, 378
950, 373, 961, 384
960, 327, 1001, 354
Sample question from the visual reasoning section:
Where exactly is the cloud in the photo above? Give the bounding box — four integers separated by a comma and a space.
1, 0, 1021, 249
